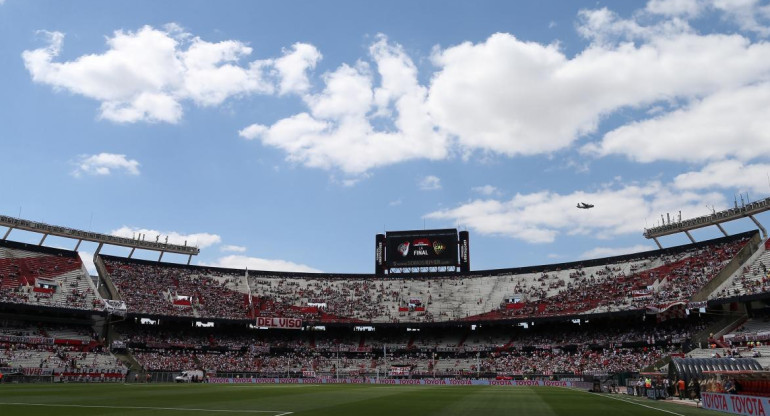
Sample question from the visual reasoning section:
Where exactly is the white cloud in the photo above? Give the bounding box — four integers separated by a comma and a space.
220, 244, 247, 253
576, 7, 692, 44
78, 251, 96, 275
273, 43, 322, 95
711, 0, 770, 37
583, 83, 770, 162
22, 25, 284, 123
580, 244, 656, 259
241, 35, 448, 175
673, 160, 770, 193
238, 124, 268, 140
72, 153, 140, 177
425, 182, 724, 243
645, 0, 770, 36
429, 27, 770, 160
111, 226, 221, 249
646, 0, 705, 18
25, 7, 770, 174
472, 185, 501, 196
202, 255, 321, 273
419, 175, 442, 190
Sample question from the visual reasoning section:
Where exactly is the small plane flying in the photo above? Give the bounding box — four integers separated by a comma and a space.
577, 202, 594, 209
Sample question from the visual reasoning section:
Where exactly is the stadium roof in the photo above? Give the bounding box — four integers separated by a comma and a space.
643, 197, 770, 248
0, 215, 199, 263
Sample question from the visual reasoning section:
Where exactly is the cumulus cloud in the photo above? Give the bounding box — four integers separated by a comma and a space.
72, 153, 140, 177
418, 175, 442, 190
583, 83, 770, 162
24, 6, 770, 174
425, 182, 724, 243
111, 226, 221, 249
673, 160, 770, 193
240, 35, 448, 175
236, 6, 765, 174
22, 25, 319, 123
580, 244, 657, 259
430, 26, 770, 161
273, 43, 322, 95
201, 255, 321, 273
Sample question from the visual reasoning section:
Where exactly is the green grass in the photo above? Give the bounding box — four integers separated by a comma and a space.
0, 384, 727, 416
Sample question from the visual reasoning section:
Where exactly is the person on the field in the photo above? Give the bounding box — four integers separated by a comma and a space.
677, 378, 686, 399
724, 379, 736, 394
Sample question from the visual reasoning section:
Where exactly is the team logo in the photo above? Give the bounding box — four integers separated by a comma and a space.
433, 240, 446, 255
397, 242, 410, 257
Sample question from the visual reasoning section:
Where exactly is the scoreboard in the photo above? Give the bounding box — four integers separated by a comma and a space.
376, 229, 469, 275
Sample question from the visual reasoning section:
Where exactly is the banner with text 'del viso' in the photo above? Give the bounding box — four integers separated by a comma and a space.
255, 317, 303, 329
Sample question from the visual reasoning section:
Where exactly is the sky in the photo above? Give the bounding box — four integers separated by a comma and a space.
2, 0, 770, 275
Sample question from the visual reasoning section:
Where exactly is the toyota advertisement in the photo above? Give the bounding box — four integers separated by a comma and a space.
385, 229, 458, 268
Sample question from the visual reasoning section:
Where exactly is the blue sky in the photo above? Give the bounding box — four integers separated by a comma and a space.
2, 0, 770, 274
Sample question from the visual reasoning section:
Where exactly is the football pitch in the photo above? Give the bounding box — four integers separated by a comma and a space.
0, 384, 725, 416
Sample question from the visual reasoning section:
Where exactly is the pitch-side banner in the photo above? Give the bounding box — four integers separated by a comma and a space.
702, 392, 769, 416
208, 377, 589, 388
256, 317, 303, 329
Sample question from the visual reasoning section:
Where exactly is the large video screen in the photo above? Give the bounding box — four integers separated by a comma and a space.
385, 229, 458, 268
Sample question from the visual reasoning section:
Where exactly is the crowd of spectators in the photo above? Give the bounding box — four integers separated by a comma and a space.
714, 252, 770, 299
245, 237, 748, 324
497, 238, 748, 319
479, 347, 666, 376
104, 257, 249, 319
0, 320, 126, 378
117, 315, 708, 376
97, 235, 751, 323
0, 245, 100, 310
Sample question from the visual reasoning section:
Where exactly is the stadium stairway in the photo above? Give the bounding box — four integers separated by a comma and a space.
692, 311, 748, 348
93, 255, 121, 302
113, 351, 142, 375
457, 330, 469, 348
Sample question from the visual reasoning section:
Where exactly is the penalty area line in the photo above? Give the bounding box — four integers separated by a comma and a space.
0, 402, 292, 415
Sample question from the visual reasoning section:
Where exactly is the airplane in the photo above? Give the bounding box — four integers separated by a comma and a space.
577, 202, 594, 209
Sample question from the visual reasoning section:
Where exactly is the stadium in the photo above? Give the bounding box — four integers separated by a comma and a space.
5, 1, 770, 415
3, 200, 770, 415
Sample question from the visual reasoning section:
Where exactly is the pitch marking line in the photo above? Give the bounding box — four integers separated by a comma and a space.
586, 393, 686, 416
0, 402, 293, 415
